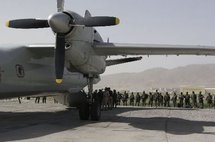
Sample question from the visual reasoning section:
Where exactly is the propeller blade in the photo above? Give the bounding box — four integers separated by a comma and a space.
6, 19, 49, 29
77, 16, 120, 27
57, 0, 64, 12
55, 34, 65, 84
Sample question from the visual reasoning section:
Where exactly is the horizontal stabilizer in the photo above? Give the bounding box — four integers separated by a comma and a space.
106, 57, 142, 66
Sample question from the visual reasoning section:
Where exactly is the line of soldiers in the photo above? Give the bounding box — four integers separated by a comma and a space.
92, 88, 118, 111
115, 90, 215, 109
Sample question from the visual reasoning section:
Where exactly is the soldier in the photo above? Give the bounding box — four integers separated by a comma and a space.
148, 92, 154, 107
117, 92, 122, 106
171, 92, 177, 107
35, 97, 40, 103
154, 90, 159, 108
191, 91, 197, 108
123, 91, 128, 106
129, 92, 135, 106
158, 93, 164, 106
179, 92, 184, 107
141, 91, 148, 106
185, 92, 191, 108
206, 93, 213, 108
135, 92, 141, 106
18, 97, 21, 104
42, 96, 47, 103
108, 89, 113, 109
92, 90, 98, 103
164, 92, 170, 107
198, 91, 204, 109
214, 95, 215, 109
102, 88, 110, 110
98, 89, 104, 106
113, 90, 117, 108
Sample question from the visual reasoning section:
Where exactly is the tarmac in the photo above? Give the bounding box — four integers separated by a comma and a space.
0, 99, 215, 142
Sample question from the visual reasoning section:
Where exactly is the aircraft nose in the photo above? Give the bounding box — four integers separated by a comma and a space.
48, 12, 71, 34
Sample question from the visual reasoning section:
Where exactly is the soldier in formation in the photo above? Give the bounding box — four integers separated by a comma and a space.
135, 92, 141, 106
191, 91, 197, 108
113, 90, 117, 108
129, 92, 135, 106
198, 91, 204, 109
164, 92, 170, 107
148, 92, 154, 107
179, 92, 184, 107
171, 92, 177, 107
206, 93, 213, 108
158, 93, 163, 107
123, 91, 129, 106
185, 92, 191, 108
94, 88, 215, 109
141, 91, 148, 106
117, 92, 122, 106
154, 90, 159, 108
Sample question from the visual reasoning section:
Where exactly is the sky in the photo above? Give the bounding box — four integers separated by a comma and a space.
1, 0, 215, 75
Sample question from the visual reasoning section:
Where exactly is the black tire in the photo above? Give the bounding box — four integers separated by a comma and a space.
90, 102, 101, 121
79, 102, 89, 120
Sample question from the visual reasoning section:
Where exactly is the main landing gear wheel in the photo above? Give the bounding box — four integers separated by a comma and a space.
79, 102, 90, 120
90, 102, 101, 121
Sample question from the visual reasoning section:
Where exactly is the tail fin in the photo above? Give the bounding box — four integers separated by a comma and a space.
85, 10, 92, 18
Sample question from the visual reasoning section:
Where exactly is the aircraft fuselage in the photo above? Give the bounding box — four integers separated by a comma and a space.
0, 12, 106, 99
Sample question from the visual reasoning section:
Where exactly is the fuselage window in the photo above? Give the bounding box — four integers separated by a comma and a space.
15, 64, 25, 78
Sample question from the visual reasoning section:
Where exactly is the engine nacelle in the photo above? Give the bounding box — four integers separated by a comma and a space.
54, 91, 88, 107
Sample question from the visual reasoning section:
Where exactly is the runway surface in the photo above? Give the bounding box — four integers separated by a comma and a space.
0, 99, 215, 142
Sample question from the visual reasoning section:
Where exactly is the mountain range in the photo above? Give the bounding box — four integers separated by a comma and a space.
94, 64, 215, 91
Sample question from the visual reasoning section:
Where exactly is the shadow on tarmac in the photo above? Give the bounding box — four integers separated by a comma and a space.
0, 107, 215, 141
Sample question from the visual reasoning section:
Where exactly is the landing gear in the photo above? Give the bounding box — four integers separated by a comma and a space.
88, 76, 101, 121
78, 75, 101, 121
91, 101, 101, 121
79, 102, 90, 120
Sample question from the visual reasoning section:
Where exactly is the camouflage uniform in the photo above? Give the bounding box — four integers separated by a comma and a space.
102, 89, 110, 110
185, 92, 191, 108
129, 92, 135, 106
171, 92, 177, 107
148, 92, 154, 107
198, 91, 204, 109
206, 93, 213, 108
117, 92, 122, 106
123, 91, 128, 106
164, 92, 170, 107
113, 90, 117, 108
154, 90, 159, 108
135, 93, 141, 106
158, 93, 164, 106
179, 92, 184, 107
141, 91, 148, 106
191, 91, 197, 108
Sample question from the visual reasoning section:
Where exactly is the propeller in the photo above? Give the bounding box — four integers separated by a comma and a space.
53, 0, 66, 84
55, 34, 65, 84
6, 19, 49, 29
6, 0, 120, 84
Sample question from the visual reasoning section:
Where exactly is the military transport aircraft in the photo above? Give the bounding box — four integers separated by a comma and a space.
2, 0, 215, 121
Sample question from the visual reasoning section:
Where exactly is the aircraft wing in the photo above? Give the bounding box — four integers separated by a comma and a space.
94, 43, 215, 56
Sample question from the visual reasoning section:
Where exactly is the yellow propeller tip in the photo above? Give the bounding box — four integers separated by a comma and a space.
56, 79, 63, 84
5, 21, 10, 27
115, 18, 120, 25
